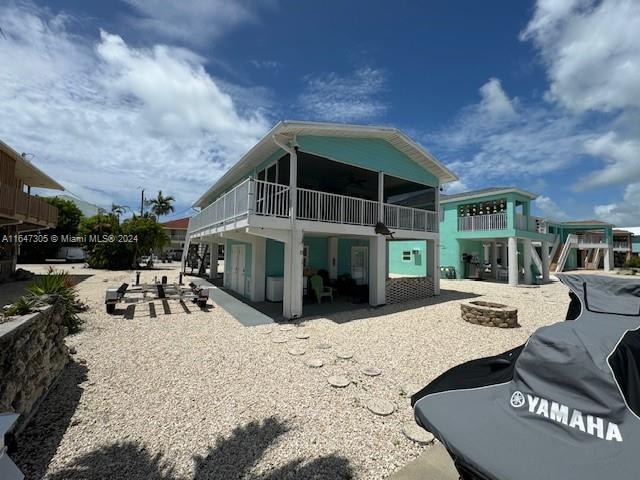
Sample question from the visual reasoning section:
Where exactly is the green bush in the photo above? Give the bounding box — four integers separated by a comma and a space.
623, 257, 640, 269
26, 270, 83, 334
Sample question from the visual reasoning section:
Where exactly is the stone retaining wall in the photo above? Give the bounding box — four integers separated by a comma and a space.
461, 300, 518, 328
0, 300, 68, 426
385, 277, 434, 304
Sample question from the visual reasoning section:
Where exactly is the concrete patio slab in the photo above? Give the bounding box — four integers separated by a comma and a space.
192, 278, 274, 327
389, 443, 458, 480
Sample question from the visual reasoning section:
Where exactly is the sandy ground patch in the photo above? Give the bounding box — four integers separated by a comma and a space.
12, 264, 571, 479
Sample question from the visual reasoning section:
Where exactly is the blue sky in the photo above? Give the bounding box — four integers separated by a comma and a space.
1, 0, 639, 225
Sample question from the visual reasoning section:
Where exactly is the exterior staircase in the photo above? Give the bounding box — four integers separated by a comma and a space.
554, 234, 577, 273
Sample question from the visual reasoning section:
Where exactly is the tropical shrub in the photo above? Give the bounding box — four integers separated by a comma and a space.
26, 270, 83, 334
3, 296, 39, 319
623, 257, 640, 269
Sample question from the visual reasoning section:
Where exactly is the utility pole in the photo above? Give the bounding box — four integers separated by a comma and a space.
140, 188, 145, 216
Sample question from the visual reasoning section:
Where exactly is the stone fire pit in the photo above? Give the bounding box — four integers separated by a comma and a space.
461, 300, 518, 328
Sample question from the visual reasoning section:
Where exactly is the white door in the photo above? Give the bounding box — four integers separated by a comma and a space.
351, 246, 368, 285
231, 244, 246, 295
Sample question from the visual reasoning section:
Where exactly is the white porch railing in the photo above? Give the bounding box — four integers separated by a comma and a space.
384, 203, 438, 232
297, 187, 380, 226
515, 214, 548, 233
458, 212, 507, 231
613, 241, 630, 250
188, 178, 252, 235
254, 180, 290, 217
577, 234, 607, 246
188, 178, 439, 236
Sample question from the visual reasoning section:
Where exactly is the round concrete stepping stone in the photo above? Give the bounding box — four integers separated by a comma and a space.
366, 398, 395, 416
317, 342, 332, 350
361, 366, 382, 377
271, 336, 288, 344
255, 326, 272, 335
288, 347, 306, 356
295, 332, 310, 339
402, 421, 435, 444
279, 324, 294, 331
327, 375, 350, 388
336, 351, 353, 360
305, 358, 324, 368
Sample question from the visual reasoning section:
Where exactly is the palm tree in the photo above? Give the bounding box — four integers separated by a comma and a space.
111, 203, 126, 222
146, 191, 175, 219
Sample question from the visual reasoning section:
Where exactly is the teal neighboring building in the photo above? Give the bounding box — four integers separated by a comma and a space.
435, 187, 614, 284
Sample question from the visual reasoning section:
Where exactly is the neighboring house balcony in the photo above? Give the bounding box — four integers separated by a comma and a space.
187, 178, 438, 240
576, 234, 609, 249
613, 241, 631, 251
0, 181, 58, 229
456, 212, 548, 235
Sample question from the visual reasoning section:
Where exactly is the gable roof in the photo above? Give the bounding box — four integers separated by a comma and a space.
441, 187, 537, 204
161, 217, 190, 229
193, 120, 458, 208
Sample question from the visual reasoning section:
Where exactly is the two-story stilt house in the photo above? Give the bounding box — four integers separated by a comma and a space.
439, 187, 555, 286
182, 121, 457, 319
1, 140, 63, 279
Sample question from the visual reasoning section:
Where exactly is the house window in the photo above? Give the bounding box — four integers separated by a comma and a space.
303, 245, 309, 267
402, 250, 412, 262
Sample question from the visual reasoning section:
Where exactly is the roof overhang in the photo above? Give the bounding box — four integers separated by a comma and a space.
193, 120, 458, 208
440, 188, 537, 204
1, 140, 64, 190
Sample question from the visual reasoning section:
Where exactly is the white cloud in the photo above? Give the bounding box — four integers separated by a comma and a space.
533, 195, 569, 220
442, 180, 468, 195
430, 1, 640, 206
594, 183, 640, 226
426, 78, 592, 189
297, 67, 387, 122
122, 0, 270, 46
578, 132, 640, 188
520, 0, 640, 211
0, 3, 269, 210
478, 78, 517, 120
521, 0, 640, 113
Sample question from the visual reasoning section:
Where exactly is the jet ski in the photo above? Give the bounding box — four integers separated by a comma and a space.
411, 274, 640, 480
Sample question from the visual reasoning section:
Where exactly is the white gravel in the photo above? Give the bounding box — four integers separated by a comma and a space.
13, 264, 571, 479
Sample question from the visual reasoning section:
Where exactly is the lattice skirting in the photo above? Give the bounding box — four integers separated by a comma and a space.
385, 276, 434, 304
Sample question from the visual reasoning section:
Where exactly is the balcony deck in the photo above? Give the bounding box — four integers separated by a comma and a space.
188, 178, 438, 239
0, 182, 58, 229
456, 212, 549, 235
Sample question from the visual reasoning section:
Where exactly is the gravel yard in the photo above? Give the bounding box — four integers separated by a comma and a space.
13, 265, 571, 479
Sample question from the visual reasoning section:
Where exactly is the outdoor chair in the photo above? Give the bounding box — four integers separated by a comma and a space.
310, 274, 334, 304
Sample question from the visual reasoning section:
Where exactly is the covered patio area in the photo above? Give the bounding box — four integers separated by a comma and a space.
451, 236, 551, 286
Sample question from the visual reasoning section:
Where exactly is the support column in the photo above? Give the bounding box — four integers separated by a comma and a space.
508, 237, 518, 286
501, 244, 508, 267
604, 246, 613, 272
427, 238, 440, 295
250, 236, 266, 302
209, 241, 218, 281
523, 238, 532, 285
491, 242, 499, 280
283, 229, 304, 319
369, 236, 386, 306
378, 172, 384, 222
328, 237, 338, 280
541, 240, 550, 282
